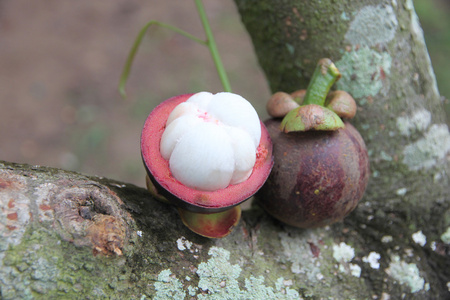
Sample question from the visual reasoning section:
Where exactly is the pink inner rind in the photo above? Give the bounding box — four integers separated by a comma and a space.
141, 94, 274, 212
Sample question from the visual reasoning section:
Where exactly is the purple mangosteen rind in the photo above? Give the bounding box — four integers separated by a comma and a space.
256, 119, 370, 228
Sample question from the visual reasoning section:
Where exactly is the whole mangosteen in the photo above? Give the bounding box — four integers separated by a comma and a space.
256, 59, 370, 228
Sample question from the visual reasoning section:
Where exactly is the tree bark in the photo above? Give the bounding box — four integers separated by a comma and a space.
1, 1, 450, 299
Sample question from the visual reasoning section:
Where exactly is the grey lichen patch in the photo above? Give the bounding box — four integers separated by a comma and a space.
385, 255, 425, 293
362, 252, 381, 269
279, 229, 324, 282
0, 172, 31, 255
335, 46, 391, 100
34, 182, 57, 224
441, 227, 450, 244
396, 109, 432, 137
243, 275, 300, 299
332, 242, 355, 262
344, 5, 398, 47
196, 246, 299, 299
196, 246, 242, 298
0, 187, 31, 254
154, 269, 185, 300
402, 124, 450, 170
154, 246, 300, 299
411, 231, 427, 247
332, 242, 361, 278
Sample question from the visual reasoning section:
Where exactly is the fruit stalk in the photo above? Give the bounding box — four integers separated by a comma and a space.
302, 58, 341, 106
194, 0, 232, 93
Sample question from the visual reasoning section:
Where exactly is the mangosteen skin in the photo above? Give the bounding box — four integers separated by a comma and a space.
256, 119, 370, 228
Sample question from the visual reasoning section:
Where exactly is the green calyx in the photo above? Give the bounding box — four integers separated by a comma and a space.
281, 104, 344, 133
280, 58, 348, 133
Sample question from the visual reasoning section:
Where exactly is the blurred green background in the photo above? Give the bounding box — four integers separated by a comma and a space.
414, 0, 450, 117
0, 0, 448, 188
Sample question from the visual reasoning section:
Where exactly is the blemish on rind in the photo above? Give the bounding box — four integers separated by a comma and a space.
336, 46, 391, 99
402, 124, 450, 170
385, 255, 425, 293
344, 5, 398, 47
397, 109, 432, 137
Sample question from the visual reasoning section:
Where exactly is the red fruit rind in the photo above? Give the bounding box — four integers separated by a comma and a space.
141, 94, 273, 213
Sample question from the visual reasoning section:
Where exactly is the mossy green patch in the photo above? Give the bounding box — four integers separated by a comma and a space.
0, 226, 131, 299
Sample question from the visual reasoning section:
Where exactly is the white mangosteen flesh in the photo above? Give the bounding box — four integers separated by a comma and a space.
160, 92, 262, 191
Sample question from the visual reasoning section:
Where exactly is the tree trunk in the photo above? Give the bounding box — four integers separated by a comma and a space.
1, 1, 450, 299
233, 0, 450, 297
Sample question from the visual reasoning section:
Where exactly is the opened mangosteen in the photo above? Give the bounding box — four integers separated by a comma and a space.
256, 59, 370, 228
141, 92, 273, 237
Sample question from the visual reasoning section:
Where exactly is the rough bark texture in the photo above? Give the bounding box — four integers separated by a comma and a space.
1, 1, 450, 299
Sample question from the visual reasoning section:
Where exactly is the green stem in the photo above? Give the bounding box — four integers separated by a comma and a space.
194, 0, 232, 93
302, 58, 341, 106
119, 21, 207, 99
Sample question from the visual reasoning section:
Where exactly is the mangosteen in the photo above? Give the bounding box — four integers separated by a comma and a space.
141, 92, 273, 237
256, 59, 370, 228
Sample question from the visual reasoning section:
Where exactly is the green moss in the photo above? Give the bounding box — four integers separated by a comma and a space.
234, 0, 354, 92
0, 226, 131, 299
